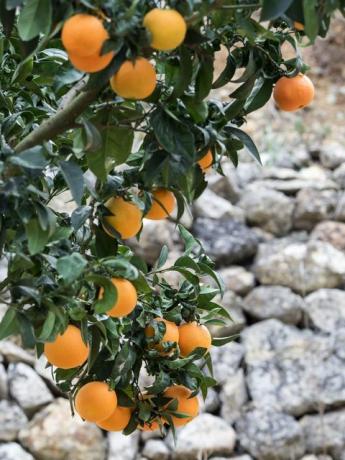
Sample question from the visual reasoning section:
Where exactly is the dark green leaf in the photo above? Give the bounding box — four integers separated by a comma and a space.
17, 0, 52, 41
212, 53, 236, 89
226, 126, 261, 165
60, 160, 84, 206
303, 0, 319, 42
154, 245, 169, 270
195, 56, 214, 100
56, 253, 87, 283
261, 0, 294, 20
86, 275, 117, 314
71, 206, 92, 231
212, 334, 239, 346
37, 310, 56, 341
0, 308, 17, 340
10, 146, 47, 170
25, 219, 50, 255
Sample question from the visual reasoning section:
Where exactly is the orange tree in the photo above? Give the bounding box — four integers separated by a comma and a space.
0, 0, 343, 435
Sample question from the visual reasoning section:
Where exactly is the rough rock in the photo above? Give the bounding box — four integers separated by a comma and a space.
304, 289, 345, 332
210, 341, 244, 385
235, 162, 263, 187
142, 440, 170, 460
194, 189, 245, 221
171, 414, 236, 460
293, 188, 338, 230
0, 341, 35, 365
300, 410, 345, 458
263, 167, 300, 180
320, 142, 345, 169
239, 186, 295, 236
8, 363, 53, 416
108, 432, 139, 460
220, 369, 248, 424
254, 240, 345, 294
334, 192, 345, 222
19, 398, 106, 460
0, 362, 8, 398
193, 218, 259, 266
333, 162, 345, 188
212, 290, 246, 336
0, 443, 34, 460
249, 178, 338, 194
128, 220, 177, 265
235, 408, 305, 460
0, 400, 28, 441
207, 163, 241, 202
243, 286, 304, 324
311, 220, 345, 250
217, 266, 255, 296
300, 456, 333, 460
242, 319, 345, 416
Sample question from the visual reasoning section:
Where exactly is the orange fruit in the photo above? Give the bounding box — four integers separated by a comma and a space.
69, 51, 114, 73
61, 14, 109, 57
98, 277, 138, 318
164, 385, 199, 427
145, 317, 179, 353
273, 74, 315, 112
197, 149, 213, 172
103, 196, 142, 239
110, 58, 157, 100
145, 189, 176, 220
143, 8, 187, 51
44, 325, 89, 369
178, 322, 212, 357
294, 21, 304, 31
75, 381, 117, 422
97, 405, 131, 431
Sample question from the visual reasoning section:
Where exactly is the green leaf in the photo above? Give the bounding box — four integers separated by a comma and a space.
261, 0, 294, 20
60, 160, 84, 206
71, 206, 92, 231
151, 109, 195, 158
195, 56, 214, 101
212, 334, 239, 346
154, 245, 169, 270
245, 78, 274, 114
172, 47, 194, 97
212, 53, 236, 89
226, 126, 261, 165
10, 146, 47, 170
86, 275, 117, 314
37, 310, 56, 341
17, 0, 52, 41
56, 253, 87, 283
0, 308, 17, 340
303, 0, 319, 42
25, 219, 50, 255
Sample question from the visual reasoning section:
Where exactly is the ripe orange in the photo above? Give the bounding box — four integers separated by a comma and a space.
197, 149, 213, 172
98, 277, 138, 318
44, 325, 89, 369
164, 385, 199, 427
145, 189, 176, 220
61, 14, 109, 58
143, 8, 187, 51
145, 317, 179, 353
110, 58, 157, 100
103, 196, 142, 239
97, 405, 131, 431
273, 74, 315, 112
69, 51, 114, 73
178, 322, 212, 357
294, 21, 304, 31
75, 381, 117, 422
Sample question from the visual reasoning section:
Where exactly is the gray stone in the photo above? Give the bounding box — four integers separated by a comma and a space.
0, 443, 34, 460
0, 362, 8, 398
8, 363, 53, 416
311, 220, 345, 251
254, 240, 345, 294
235, 408, 305, 460
171, 414, 236, 460
304, 289, 345, 333
300, 456, 333, 460
333, 162, 345, 188
212, 291, 246, 337
194, 189, 245, 221
239, 186, 295, 236
0, 341, 35, 365
19, 398, 106, 460
263, 167, 300, 180
142, 439, 170, 460
243, 286, 304, 324
193, 218, 259, 266
108, 432, 139, 460
300, 410, 345, 458
220, 369, 248, 424
249, 178, 338, 195
242, 319, 345, 416
236, 162, 263, 187
207, 162, 241, 202
293, 188, 338, 230
211, 341, 244, 385
0, 400, 28, 441
335, 192, 345, 222
200, 387, 220, 414
320, 142, 345, 169
217, 266, 255, 296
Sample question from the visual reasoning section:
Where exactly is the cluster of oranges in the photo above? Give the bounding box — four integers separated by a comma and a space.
43, 281, 211, 431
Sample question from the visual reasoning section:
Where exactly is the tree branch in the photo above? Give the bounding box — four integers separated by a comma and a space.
14, 84, 103, 153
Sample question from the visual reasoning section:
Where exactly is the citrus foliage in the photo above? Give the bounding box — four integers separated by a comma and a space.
0, 0, 344, 435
